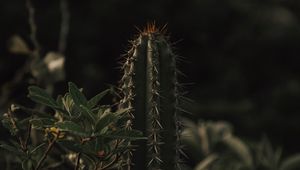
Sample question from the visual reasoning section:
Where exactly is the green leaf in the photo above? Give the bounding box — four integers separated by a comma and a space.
28, 86, 59, 109
68, 82, 88, 107
56, 121, 89, 137
79, 105, 96, 123
95, 114, 118, 133
62, 93, 73, 113
22, 159, 33, 170
56, 95, 64, 109
222, 136, 253, 167
58, 140, 83, 153
87, 89, 110, 109
0, 142, 25, 156
30, 143, 46, 154
55, 95, 70, 116
102, 129, 146, 140
30, 118, 55, 129
94, 137, 102, 151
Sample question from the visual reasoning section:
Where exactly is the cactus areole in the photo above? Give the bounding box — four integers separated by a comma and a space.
120, 23, 182, 170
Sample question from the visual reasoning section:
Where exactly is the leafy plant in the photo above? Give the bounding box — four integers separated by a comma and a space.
181, 119, 253, 170
253, 137, 300, 170
182, 120, 300, 170
0, 82, 145, 170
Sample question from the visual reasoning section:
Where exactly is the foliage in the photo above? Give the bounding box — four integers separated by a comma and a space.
182, 120, 300, 170
0, 82, 145, 170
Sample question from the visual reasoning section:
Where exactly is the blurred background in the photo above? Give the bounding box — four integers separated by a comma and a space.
1, 0, 300, 166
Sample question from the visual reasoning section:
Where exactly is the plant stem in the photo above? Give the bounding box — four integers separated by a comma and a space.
25, 0, 40, 59
58, 0, 70, 54
74, 153, 81, 170
35, 136, 57, 170
24, 123, 32, 150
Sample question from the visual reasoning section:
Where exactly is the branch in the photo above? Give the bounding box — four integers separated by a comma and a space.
35, 135, 58, 170
74, 153, 81, 170
24, 123, 32, 149
25, 0, 40, 59
58, 0, 70, 54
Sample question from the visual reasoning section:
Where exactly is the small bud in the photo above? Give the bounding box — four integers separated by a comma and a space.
10, 104, 20, 112
8, 35, 31, 55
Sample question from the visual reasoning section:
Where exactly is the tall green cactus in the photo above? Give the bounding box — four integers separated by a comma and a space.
119, 23, 182, 170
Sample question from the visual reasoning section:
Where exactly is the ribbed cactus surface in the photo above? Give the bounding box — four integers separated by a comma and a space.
120, 23, 182, 170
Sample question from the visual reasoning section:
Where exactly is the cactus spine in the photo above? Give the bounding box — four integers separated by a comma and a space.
120, 24, 182, 170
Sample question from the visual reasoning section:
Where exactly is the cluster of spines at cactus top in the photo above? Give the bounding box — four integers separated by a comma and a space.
119, 23, 184, 170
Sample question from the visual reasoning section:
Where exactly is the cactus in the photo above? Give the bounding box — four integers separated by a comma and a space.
119, 23, 182, 170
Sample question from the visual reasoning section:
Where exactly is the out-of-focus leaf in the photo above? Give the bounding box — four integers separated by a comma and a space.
68, 82, 88, 107
8, 35, 30, 55
43, 52, 65, 82
56, 121, 89, 137
195, 153, 218, 170
257, 136, 280, 168
181, 119, 207, 159
280, 154, 300, 170
222, 136, 253, 167
88, 89, 110, 109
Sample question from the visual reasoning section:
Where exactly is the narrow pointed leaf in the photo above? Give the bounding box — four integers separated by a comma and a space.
28, 86, 59, 109
30, 118, 55, 129
56, 121, 89, 137
79, 105, 96, 123
95, 114, 118, 133
68, 82, 88, 107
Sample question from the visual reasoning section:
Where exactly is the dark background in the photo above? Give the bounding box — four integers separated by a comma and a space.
1, 0, 300, 159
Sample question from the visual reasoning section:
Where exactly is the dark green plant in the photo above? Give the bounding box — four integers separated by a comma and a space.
119, 23, 183, 170
181, 119, 253, 170
182, 120, 300, 170
253, 137, 300, 170
0, 82, 145, 170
